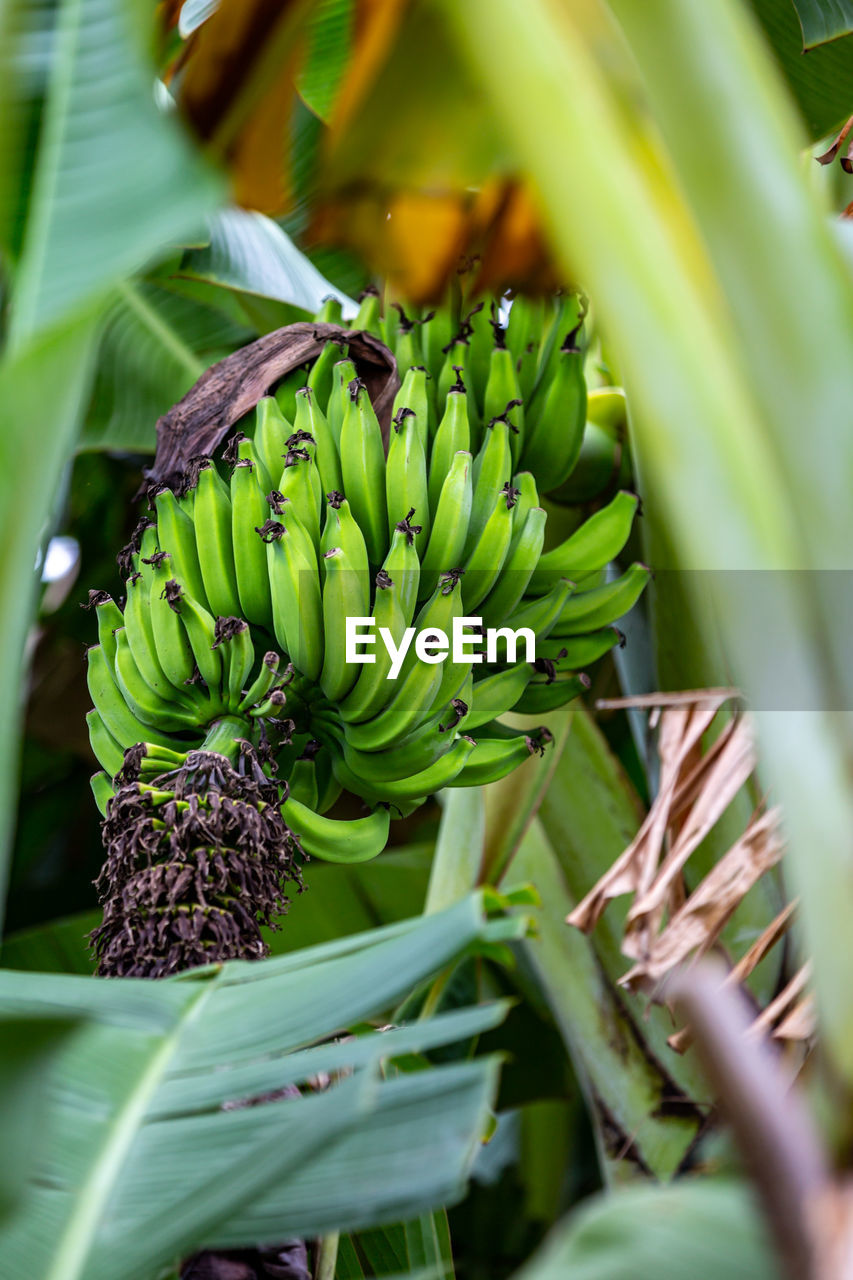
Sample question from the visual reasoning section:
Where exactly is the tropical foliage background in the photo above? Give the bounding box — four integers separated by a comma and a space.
3, 0, 853, 1276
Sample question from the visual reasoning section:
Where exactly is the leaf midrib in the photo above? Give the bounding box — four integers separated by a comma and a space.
44, 980, 215, 1280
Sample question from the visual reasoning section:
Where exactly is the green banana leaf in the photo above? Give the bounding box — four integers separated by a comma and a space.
0, 319, 99, 934
0, 1016, 80, 1220
789, 0, 853, 47
441, 0, 853, 1083
507, 818, 703, 1183
79, 276, 253, 454
0, 0, 221, 347
0, 895, 513, 1280
513, 1179, 779, 1280
748, 0, 853, 136
178, 207, 356, 320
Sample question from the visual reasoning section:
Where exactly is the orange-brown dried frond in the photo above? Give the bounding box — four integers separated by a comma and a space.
568, 689, 811, 1059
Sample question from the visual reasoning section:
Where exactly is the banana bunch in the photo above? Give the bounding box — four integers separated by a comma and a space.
86, 288, 648, 852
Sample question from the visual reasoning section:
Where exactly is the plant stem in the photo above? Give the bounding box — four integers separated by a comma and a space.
314, 1232, 340, 1280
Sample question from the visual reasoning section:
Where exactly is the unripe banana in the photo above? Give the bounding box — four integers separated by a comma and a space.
230, 457, 274, 627
527, 490, 639, 595
392, 365, 431, 452
513, 672, 590, 715
419, 451, 472, 600
522, 322, 587, 485
450, 729, 551, 787
467, 663, 533, 729
192, 461, 241, 618
483, 339, 525, 467
153, 489, 208, 610
293, 387, 342, 497
480, 505, 547, 627
327, 358, 358, 446
467, 416, 513, 554
281, 794, 390, 862
462, 484, 517, 611
352, 286, 383, 338
385, 408, 430, 555
320, 493, 370, 600
147, 555, 198, 693
278, 446, 322, 551
87, 708, 125, 778
319, 545, 368, 704
551, 563, 650, 636
428, 378, 470, 514
262, 520, 324, 682
339, 378, 388, 566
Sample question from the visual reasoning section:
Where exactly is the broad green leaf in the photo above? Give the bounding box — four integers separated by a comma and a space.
515, 1180, 778, 1280
1, 0, 221, 345
0, 911, 99, 975
507, 819, 702, 1182
296, 0, 354, 122
426, 791, 486, 914
748, 0, 853, 137
442, 0, 853, 1080
79, 276, 252, 454
179, 208, 356, 318
791, 0, 853, 48
0, 317, 99, 935
0, 1016, 79, 1219
0, 896, 512, 1280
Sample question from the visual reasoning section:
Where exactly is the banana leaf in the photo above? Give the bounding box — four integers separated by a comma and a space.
0, 895, 514, 1280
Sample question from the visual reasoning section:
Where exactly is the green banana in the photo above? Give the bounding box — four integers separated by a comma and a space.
419, 451, 472, 599
522, 322, 587, 484
428, 377, 470, 513
513, 672, 590, 715
327, 357, 358, 446
483, 338, 525, 467
506, 295, 545, 403
462, 484, 516, 611
230, 457, 274, 627
238, 651, 284, 713
352, 286, 383, 338
320, 493, 370, 600
113, 627, 204, 732
551, 563, 650, 636
175, 592, 223, 695
536, 626, 623, 667
153, 489, 208, 610
86, 644, 186, 752
467, 663, 533, 729
467, 414, 514, 553
339, 377, 388, 566
450, 730, 549, 787
385, 407, 430, 555
90, 771, 115, 817
123, 573, 181, 704
87, 708, 125, 778
480, 506, 547, 626
281, 794, 390, 863
293, 387, 343, 497
286, 752, 320, 809
192, 461, 241, 618
87, 592, 124, 668
331, 734, 475, 804
213, 616, 255, 707
319, 544, 369, 704
147, 555, 198, 692
338, 570, 408, 724
278, 446, 322, 551
527, 490, 640, 595
306, 338, 344, 410
263, 520, 324, 682
392, 364, 431, 452
342, 574, 462, 752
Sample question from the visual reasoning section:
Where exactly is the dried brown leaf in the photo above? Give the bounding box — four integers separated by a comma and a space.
150, 323, 399, 486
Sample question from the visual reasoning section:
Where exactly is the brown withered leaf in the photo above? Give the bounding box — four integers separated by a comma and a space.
569, 689, 813, 1057
150, 322, 398, 485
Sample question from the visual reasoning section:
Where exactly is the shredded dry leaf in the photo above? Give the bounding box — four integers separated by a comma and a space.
568, 689, 812, 1054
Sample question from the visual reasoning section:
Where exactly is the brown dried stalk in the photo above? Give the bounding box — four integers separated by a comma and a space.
568, 689, 811, 1051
